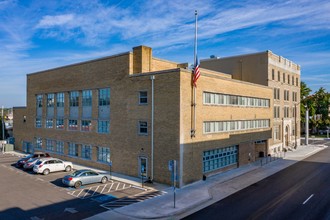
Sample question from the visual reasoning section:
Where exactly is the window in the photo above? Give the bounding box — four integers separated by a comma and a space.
139, 91, 148, 104
283, 73, 286, 83
98, 120, 109, 133
56, 141, 64, 154
274, 106, 280, 118
68, 119, 78, 130
57, 93, 64, 107
139, 121, 148, 134
69, 91, 79, 107
46, 119, 53, 128
203, 119, 269, 134
47, 94, 54, 107
284, 90, 290, 101
203, 145, 238, 173
271, 69, 275, 80
68, 143, 79, 157
288, 75, 290, 85
36, 94, 43, 108
82, 145, 92, 160
203, 92, 269, 107
34, 137, 42, 149
56, 119, 64, 129
81, 120, 92, 132
46, 139, 55, 151
35, 118, 42, 128
82, 90, 92, 106
97, 147, 110, 163
284, 106, 290, 118
99, 88, 110, 106
274, 126, 280, 140
296, 78, 298, 86
292, 76, 294, 85
277, 71, 280, 81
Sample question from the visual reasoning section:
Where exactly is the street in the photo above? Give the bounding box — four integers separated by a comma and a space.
185, 140, 330, 220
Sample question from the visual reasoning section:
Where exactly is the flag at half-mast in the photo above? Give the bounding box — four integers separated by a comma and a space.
193, 55, 200, 87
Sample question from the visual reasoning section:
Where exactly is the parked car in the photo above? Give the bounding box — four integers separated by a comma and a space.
16, 152, 50, 168
62, 169, 110, 188
33, 158, 73, 175
23, 158, 40, 170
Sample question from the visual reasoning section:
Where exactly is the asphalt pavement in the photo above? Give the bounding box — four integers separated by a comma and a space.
3, 141, 328, 220
85, 141, 328, 220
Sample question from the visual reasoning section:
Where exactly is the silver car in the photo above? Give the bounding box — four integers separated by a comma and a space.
62, 169, 110, 188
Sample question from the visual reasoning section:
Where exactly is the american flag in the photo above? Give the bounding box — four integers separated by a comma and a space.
193, 56, 200, 87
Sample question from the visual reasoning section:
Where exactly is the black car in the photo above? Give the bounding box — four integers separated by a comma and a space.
16, 152, 51, 168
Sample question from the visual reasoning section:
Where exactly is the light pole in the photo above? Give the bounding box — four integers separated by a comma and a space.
1, 106, 4, 140
305, 105, 309, 145
294, 103, 297, 149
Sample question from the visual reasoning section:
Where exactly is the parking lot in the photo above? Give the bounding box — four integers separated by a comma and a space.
0, 153, 163, 220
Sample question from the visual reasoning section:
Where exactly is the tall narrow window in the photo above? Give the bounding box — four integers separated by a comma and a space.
139, 121, 148, 135
82, 90, 92, 106
47, 94, 54, 107
69, 91, 79, 107
271, 69, 275, 80
82, 145, 92, 160
57, 93, 64, 107
36, 94, 43, 108
99, 88, 110, 106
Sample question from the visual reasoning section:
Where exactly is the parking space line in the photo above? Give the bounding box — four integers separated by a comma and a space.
115, 183, 120, 191
100, 184, 107, 194
108, 182, 114, 193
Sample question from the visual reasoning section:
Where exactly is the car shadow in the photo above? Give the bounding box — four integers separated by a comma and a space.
50, 178, 69, 188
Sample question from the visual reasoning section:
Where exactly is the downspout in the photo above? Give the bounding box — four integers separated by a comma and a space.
150, 75, 155, 181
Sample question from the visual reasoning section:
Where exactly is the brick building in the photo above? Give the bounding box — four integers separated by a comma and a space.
201, 51, 301, 154
13, 46, 272, 186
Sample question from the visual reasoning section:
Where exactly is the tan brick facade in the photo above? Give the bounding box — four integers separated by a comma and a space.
13, 46, 273, 186
201, 51, 301, 155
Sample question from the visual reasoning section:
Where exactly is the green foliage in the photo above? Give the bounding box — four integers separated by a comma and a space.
301, 83, 330, 133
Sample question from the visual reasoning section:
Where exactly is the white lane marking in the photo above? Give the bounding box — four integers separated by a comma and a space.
107, 182, 114, 193
303, 194, 314, 205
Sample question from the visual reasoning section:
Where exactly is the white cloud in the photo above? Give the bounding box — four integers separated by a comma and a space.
36, 14, 75, 28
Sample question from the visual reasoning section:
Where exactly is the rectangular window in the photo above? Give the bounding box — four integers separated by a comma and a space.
35, 118, 42, 128
34, 137, 42, 149
81, 145, 92, 160
36, 94, 43, 108
68, 143, 79, 157
81, 120, 92, 132
68, 119, 78, 131
292, 76, 294, 85
203, 145, 238, 173
139, 91, 148, 104
97, 147, 110, 163
99, 88, 110, 106
283, 73, 286, 83
98, 120, 109, 133
47, 94, 54, 107
139, 121, 148, 135
271, 69, 275, 80
278, 71, 280, 81
56, 141, 64, 154
57, 93, 64, 107
46, 139, 55, 152
69, 91, 79, 107
288, 75, 290, 84
45, 119, 53, 128
56, 119, 64, 129
296, 78, 298, 86
82, 90, 92, 106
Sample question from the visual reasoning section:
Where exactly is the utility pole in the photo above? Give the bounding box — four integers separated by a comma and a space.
1, 106, 4, 140
305, 105, 309, 145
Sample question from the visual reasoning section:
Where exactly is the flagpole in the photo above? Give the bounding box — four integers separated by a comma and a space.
192, 10, 198, 138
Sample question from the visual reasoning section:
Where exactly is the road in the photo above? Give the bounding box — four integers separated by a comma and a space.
185, 140, 330, 220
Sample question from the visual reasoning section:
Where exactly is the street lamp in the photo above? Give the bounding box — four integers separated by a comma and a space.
305, 104, 309, 145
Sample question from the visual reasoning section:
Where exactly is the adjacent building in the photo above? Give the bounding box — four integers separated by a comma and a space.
201, 51, 301, 154
13, 46, 273, 186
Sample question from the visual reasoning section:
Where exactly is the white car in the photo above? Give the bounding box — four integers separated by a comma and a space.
33, 158, 73, 175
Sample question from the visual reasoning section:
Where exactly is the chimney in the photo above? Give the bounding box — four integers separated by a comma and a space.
133, 45, 152, 74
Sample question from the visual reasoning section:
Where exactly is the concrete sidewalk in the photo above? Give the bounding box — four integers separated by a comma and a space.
86, 144, 327, 220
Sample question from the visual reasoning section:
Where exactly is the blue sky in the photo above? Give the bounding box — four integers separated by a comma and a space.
0, 0, 329, 107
